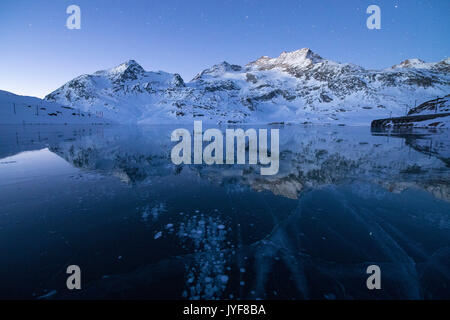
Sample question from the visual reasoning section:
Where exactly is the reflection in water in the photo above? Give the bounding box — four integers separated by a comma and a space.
0, 124, 448, 299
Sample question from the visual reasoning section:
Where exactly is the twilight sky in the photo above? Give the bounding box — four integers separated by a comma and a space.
0, 0, 449, 98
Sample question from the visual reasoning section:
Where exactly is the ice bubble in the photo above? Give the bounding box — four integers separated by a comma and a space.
154, 231, 162, 239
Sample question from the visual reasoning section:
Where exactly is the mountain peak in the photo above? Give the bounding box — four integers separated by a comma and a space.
279, 48, 321, 59
248, 48, 324, 70
439, 57, 450, 65
391, 58, 427, 69
216, 61, 242, 71
109, 59, 145, 75
192, 61, 242, 81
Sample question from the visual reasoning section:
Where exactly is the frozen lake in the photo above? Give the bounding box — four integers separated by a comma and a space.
0, 124, 449, 299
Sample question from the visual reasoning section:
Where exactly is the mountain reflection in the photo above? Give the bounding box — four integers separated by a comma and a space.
10, 125, 446, 201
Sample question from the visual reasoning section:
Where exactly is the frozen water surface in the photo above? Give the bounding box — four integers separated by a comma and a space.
0, 124, 448, 299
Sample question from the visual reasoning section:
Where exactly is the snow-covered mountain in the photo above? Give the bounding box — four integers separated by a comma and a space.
0, 90, 110, 124
44, 49, 450, 125
44, 60, 186, 124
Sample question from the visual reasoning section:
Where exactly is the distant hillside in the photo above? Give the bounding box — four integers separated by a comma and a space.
0, 90, 110, 124
408, 94, 450, 116
372, 95, 450, 129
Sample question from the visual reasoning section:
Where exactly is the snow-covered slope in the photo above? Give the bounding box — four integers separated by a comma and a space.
44, 49, 450, 125
408, 94, 450, 115
403, 94, 450, 128
0, 90, 110, 124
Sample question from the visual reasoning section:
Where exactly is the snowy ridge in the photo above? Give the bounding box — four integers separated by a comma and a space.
41, 48, 450, 125
247, 48, 325, 70
408, 94, 450, 115
391, 58, 450, 72
399, 94, 450, 128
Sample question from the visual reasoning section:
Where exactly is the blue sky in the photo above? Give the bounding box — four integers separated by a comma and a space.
0, 0, 449, 98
